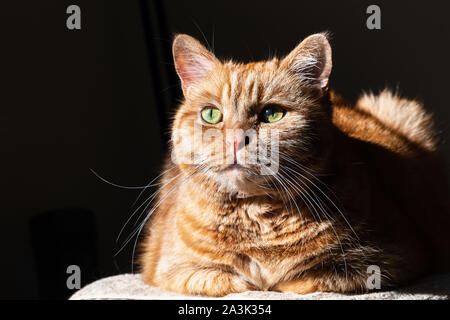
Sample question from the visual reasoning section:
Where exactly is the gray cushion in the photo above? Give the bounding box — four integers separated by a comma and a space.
70, 273, 450, 300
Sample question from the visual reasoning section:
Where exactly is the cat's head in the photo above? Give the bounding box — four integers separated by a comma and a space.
170, 33, 333, 197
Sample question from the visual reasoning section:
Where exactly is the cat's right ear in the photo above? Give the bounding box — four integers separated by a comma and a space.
172, 34, 219, 95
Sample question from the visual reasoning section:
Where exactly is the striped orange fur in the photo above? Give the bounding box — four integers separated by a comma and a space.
138, 33, 450, 296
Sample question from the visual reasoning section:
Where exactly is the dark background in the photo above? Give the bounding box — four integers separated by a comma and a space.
1, 0, 449, 299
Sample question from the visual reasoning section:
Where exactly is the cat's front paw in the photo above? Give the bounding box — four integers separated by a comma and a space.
271, 278, 319, 294
160, 268, 258, 297
198, 273, 258, 297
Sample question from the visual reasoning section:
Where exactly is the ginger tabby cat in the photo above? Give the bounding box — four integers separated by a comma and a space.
139, 33, 450, 296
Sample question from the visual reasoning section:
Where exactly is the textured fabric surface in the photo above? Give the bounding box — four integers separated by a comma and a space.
70, 273, 450, 300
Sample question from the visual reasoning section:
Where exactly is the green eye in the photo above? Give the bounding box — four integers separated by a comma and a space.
261, 105, 285, 123
201, 107, 222, 124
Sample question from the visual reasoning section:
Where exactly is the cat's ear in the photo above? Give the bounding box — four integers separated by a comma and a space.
172, 34, 219, 95
281, 33, 332, 90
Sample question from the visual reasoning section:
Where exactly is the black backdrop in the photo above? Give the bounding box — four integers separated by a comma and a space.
1, 0, 450, 299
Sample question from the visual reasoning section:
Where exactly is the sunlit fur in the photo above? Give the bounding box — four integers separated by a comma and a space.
138, 33, 450, 296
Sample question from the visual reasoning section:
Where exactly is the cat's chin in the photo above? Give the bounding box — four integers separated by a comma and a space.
222, 187, 265, 199
211, 170, 267, 198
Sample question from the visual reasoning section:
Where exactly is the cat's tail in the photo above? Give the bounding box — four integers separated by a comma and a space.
355, 89, 438, 152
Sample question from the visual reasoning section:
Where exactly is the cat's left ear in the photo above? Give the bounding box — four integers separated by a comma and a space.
281, 33, 332, 90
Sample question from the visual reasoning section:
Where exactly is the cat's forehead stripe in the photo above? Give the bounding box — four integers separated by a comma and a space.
221, 82, 230, 107
221, 64, 268, 113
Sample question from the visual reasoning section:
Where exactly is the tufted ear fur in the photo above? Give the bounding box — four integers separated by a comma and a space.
172, 34, 220, 95
281, 33, 332, 90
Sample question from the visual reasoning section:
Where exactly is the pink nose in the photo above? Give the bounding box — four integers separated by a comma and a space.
226, 132, 247, 161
